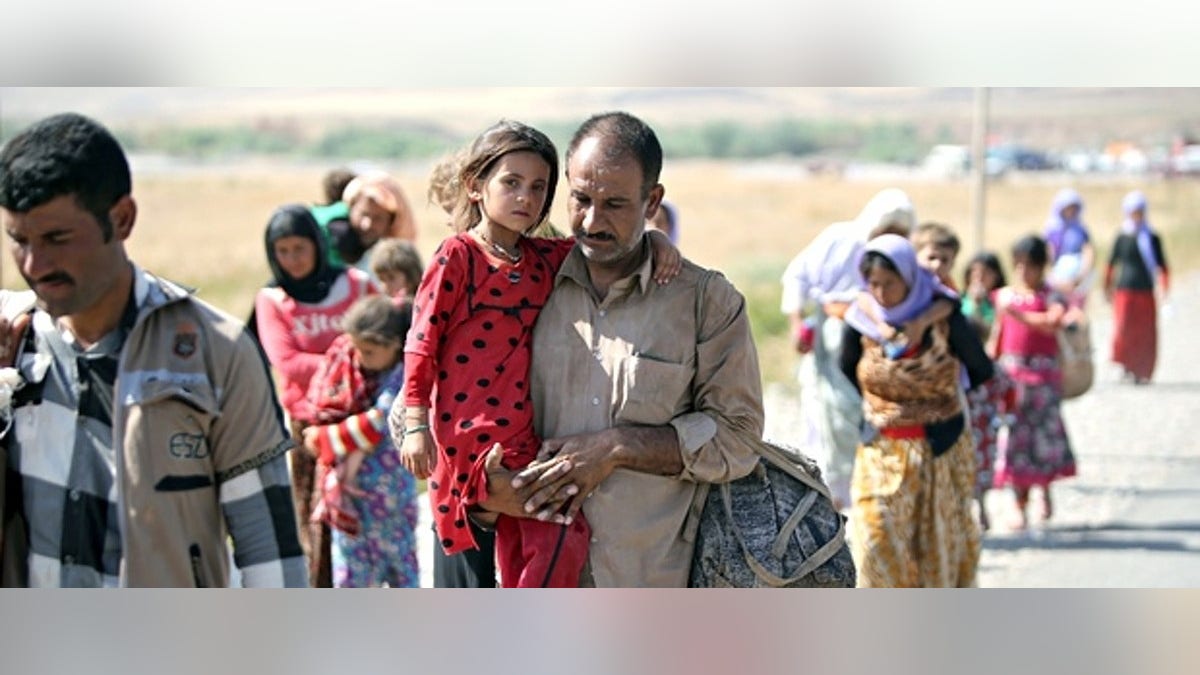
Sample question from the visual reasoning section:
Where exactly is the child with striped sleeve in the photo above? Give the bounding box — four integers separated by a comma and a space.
302, 294, 419, 587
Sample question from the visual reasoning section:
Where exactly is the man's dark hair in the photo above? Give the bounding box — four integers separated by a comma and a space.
0, 112, 131, 241
566, 111, 663, 198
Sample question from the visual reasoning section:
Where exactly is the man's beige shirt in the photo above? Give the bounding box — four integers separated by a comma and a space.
530, 242, 764, 587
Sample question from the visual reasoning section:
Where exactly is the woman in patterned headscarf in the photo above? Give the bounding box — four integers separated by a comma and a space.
332, 170, 418, 274
840, 234, 993, 587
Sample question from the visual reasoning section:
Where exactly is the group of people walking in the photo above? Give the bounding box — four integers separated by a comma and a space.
0, 108, 1171, 589
780, 184, 1170, 586
0, 109, 762, 589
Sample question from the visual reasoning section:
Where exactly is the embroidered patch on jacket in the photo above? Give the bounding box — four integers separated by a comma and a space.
173, 321, 198, 358
170, 432, 209, 459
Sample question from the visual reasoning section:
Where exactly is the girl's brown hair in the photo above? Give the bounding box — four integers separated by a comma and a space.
450, 120, 559, 233
341, 295, 412, 347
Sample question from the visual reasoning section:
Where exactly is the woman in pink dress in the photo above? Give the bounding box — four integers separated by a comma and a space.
254, 203, 378, 586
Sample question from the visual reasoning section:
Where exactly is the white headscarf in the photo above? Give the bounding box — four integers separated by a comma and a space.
850, 188, 917, 241
780, 188, 917, 312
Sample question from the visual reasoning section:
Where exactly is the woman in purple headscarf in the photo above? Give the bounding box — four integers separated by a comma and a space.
1043, 188, 1096, 305
839, 234, 993, 587
1103, 191, 1170, 384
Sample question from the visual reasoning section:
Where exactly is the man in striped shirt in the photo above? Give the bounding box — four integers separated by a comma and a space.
0, 112, 306, 587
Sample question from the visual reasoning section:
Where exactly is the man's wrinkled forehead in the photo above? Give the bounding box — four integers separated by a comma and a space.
567, 137, 642, 189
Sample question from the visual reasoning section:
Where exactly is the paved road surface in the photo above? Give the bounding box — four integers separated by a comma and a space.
765, 272, 1200, 588
973, 274, 1200, 587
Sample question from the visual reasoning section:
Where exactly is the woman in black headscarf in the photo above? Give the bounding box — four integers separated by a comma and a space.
253, 204, 378, 587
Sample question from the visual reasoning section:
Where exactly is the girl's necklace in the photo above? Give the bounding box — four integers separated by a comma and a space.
474, 227, 522, 263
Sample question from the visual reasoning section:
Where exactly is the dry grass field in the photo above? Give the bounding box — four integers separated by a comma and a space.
3, 158, 1197, 384
11, 87, 1200, 149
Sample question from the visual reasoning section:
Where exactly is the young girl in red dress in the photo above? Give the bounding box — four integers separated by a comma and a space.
991, 235, 1077, 530
395, 120, 680, 587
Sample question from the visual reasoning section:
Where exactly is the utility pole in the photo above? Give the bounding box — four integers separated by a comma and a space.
969, 87, 990, 254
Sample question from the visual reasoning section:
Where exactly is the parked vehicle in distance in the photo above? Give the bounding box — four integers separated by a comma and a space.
1172, 144, 1200, 175
1062, 150, 1097, 173
923, 144, 970, 178
986, 144, 1056, 174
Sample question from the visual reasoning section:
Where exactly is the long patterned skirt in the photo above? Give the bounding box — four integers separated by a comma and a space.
798, 315, 862, 507
966, 369, 1012, 497
289, 420, 332, 588
330, 446, 420, 588
993, 356, 1077, 490
850, 427, 980, 588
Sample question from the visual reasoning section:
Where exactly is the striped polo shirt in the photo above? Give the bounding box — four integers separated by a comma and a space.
6, 277, 147, 587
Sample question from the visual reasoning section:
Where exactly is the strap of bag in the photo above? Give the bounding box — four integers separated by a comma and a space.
683, 269, 717, 543
1056, 329, 1076, 360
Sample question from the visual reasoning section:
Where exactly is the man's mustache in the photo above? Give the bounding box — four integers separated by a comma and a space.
578, 231, 615, 241
28, 271, 74, 287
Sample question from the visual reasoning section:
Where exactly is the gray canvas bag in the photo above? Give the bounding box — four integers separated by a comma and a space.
688, 438, 857, 588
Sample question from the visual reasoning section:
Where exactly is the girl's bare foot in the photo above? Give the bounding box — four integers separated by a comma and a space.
1041, 490, 1053, 521
1007, 512, 1028, 531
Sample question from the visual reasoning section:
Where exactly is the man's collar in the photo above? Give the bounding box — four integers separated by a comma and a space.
556, 236, 654, 296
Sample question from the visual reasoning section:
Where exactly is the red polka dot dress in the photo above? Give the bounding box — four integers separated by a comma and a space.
403, 233, 590, 587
